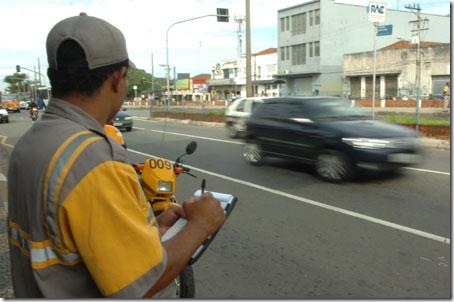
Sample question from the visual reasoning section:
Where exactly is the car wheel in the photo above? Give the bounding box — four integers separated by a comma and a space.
315, 150, 352, 182
243, 142, 263, 165
226, 124, 238, 138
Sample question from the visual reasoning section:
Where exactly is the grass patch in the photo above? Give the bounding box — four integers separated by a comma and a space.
376, 113, 450, 126
152, 108, 225, 115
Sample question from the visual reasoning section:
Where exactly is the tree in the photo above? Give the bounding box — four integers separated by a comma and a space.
126, 68, 165, 99
3, 73, 31, 94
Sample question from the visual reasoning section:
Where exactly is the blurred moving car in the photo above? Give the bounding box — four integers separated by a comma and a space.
224, 97, 266, 138
0, 104, 9, 123
20, 101, 30, 110
113, 108, 133, 131
243, 96, 422, 182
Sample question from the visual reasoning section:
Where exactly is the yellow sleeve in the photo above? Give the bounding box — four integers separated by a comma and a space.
61, 161, 165, 297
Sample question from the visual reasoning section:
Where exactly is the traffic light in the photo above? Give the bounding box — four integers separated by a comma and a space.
217, 8, 229, 22
16, 65, 20, 73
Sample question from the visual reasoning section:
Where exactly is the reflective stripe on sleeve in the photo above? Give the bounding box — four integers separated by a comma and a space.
8, 219, 81, 269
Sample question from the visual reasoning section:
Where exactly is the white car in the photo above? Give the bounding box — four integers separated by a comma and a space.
224, 97, 266, 138
20, 101, 30, 110
0, 105, 9, 123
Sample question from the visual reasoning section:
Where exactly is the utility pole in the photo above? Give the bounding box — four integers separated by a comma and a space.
405, 2, 429, 133
245, 0, 252, 97
234, 15, 245, 58
38, 58, 42, 86
150, 53, 154, 119
33, 66, 38, 103
371, 22, 378, 120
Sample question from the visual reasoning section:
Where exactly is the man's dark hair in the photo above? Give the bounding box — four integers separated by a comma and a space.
47, 39, 129, 98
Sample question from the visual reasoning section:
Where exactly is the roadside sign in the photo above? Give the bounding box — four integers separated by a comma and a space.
368, 1, 387, 23
377, 24, 393, 36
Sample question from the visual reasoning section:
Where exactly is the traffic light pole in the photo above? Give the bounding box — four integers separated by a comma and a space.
165, 11, 229, 106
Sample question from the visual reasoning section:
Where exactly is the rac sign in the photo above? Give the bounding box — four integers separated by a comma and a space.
368, 1, 387, 23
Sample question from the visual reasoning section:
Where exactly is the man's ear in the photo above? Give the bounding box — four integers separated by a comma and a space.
110, 67, 127, 93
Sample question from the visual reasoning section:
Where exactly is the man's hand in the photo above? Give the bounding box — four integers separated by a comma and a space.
157, 204, 186, 236
183, 192, 225, 238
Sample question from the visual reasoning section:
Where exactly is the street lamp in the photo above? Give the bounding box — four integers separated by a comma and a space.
165, 9, 229, 106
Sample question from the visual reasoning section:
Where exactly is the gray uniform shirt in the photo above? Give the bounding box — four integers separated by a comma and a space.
7, 98, 176, 298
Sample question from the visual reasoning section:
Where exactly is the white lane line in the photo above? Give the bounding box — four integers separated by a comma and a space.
128, 148, 450, 245
404, 167, 450, 176
0, 173, 6, 182
130, 122, 450, 176
134, 127, 242, 145
133, 127, 146, 130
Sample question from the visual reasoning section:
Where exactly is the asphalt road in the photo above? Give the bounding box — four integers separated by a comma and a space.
0, 110, 451, 298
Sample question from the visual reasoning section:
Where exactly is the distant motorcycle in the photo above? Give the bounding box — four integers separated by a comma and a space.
31, 107, 39, 121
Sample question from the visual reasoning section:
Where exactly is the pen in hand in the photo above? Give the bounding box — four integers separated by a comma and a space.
201, 179, 206, 194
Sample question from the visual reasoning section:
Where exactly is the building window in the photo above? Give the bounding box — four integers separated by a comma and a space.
291, 43, 306, 65
314, 41, 320, 57
314, 9, 320, 25
291, 13, 306, 35
280, 47, 290, 61
309, 42, 313, 57
223, 69, 229, 79
309, 11, 313, 26
280, 16, 289, 32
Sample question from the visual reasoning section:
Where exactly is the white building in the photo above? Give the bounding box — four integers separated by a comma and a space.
277, 0, 450, 97
343, 41, 450, 99
208, 48, 279, 100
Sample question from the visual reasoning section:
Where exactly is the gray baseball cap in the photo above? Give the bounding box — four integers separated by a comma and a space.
46, 13, 135, 70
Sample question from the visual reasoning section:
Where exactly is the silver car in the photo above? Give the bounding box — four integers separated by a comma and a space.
224, 97, 266, 138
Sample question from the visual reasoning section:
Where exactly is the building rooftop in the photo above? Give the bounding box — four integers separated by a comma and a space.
380, 40, 449, 50
254, 48, 277, 56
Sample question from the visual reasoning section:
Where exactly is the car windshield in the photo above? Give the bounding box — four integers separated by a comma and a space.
304, 99, 370, 120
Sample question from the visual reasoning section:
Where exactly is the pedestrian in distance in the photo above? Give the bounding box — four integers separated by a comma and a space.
442, 82, 450, 111
7, 12, 225, 298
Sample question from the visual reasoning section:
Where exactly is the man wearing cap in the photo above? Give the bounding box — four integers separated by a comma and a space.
7, 13, 225, 298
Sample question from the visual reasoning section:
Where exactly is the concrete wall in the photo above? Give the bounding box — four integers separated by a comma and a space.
344, 44, 450, 97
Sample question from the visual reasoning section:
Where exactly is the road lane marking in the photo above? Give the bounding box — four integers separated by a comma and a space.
132, 125, 243, 145
0, 173, 6, 182
403, 167, 450, 176
128, 147, 451, 245
129, 125, 451, 176
0, 135, 14, 148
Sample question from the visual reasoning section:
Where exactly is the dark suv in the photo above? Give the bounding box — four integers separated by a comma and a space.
243, 97, 422, 182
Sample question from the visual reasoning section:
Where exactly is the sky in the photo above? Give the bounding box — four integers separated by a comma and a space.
0, 0, 451, 91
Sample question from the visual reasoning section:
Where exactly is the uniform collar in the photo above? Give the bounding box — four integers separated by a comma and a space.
45, 98, 106, 134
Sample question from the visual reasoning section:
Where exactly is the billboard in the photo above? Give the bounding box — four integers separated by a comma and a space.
368, 2, 387, 23
193, 84, 208, 93
175, 79, 190, 90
